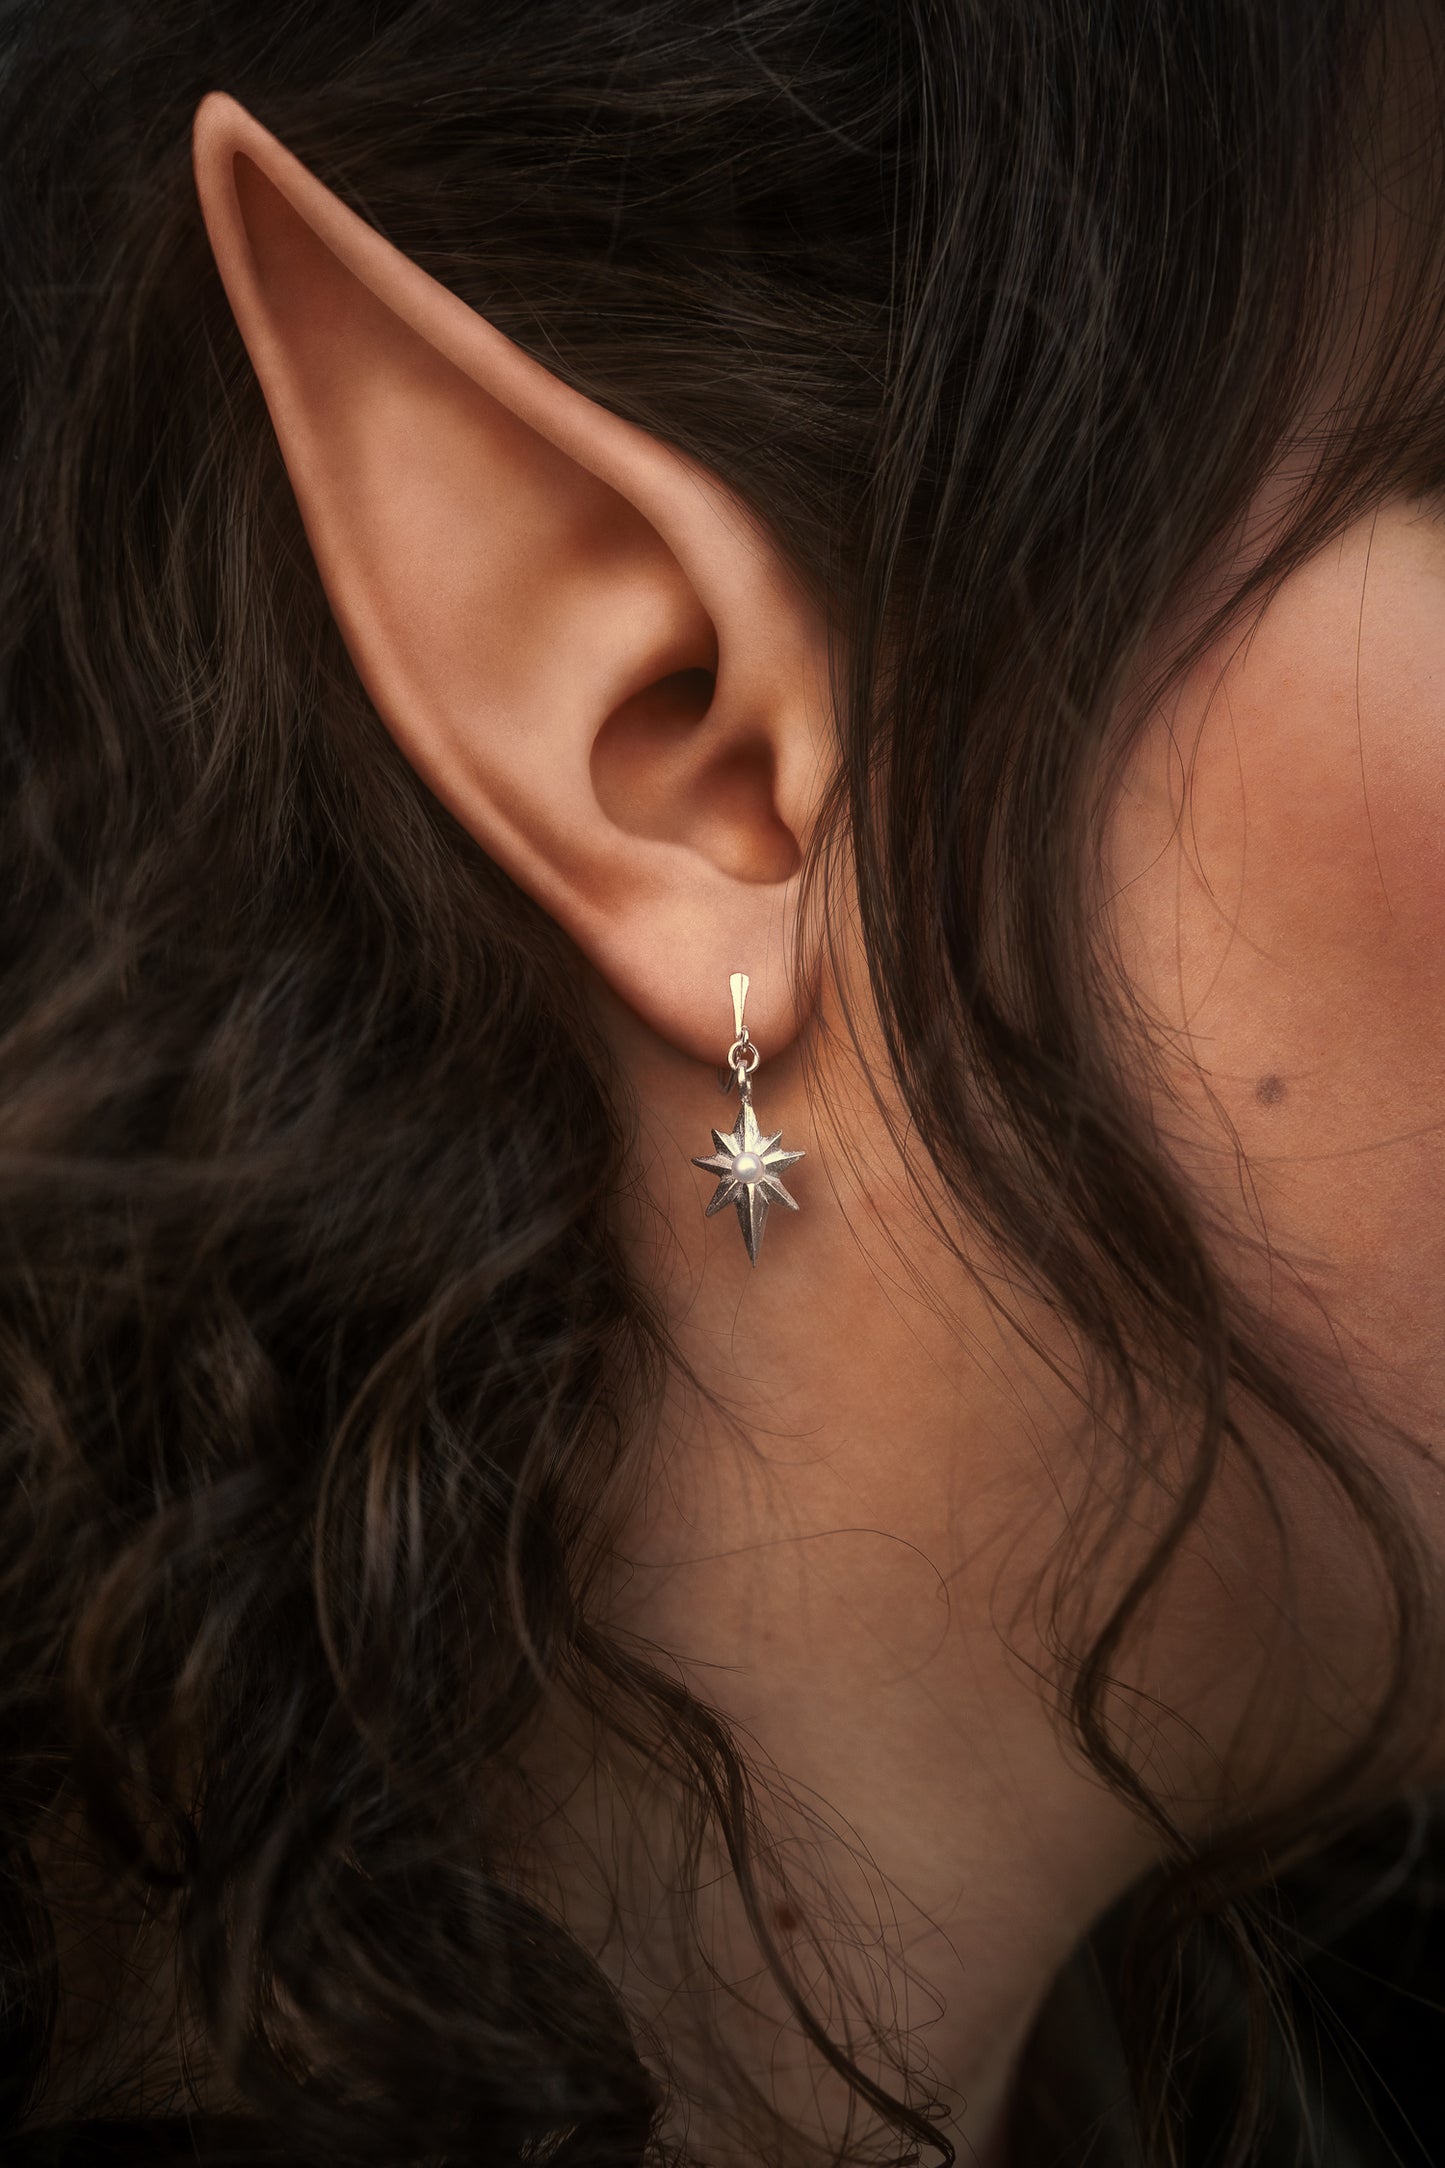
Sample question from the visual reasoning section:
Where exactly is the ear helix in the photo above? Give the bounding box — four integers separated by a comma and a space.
690, 972, 805, 1266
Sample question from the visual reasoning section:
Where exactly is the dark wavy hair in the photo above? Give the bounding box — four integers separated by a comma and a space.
3, 1, 1445, 2162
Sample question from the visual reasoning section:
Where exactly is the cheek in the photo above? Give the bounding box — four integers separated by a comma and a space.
1104, 503, 1445, 1407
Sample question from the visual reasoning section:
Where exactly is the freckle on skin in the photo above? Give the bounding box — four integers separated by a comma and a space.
1255, 1074, 1287, 1106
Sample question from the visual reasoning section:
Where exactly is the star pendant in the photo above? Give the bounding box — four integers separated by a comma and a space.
691, 1095, 805, 1266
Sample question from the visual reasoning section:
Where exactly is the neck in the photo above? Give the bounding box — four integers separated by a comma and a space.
520, 981, 1168, 2161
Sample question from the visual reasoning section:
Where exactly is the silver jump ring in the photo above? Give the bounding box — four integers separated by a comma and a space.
727, 1036, 760, 1076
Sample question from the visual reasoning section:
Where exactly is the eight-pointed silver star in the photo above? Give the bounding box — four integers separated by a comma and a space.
692, 1097, 805, 1265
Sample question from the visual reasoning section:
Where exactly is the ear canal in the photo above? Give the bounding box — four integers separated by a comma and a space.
191, 93, 830, 1064
591, 665, 803, 887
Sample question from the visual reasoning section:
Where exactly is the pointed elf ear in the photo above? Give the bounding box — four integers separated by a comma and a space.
190, 93, 832, 1064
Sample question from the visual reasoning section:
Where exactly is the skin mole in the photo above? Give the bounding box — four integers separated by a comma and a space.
1255, 1074, 1287, 1107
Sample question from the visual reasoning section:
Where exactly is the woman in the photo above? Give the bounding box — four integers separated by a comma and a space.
2, 0, 1444, 2161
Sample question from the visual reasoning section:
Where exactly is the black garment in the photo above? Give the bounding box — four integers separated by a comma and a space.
9, 1806, 1445, 2168
1011, 1797, 1445, 2168
2, 2122, 282, 2165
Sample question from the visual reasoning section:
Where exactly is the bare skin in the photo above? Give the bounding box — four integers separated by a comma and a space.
151, 94, 1445, 2168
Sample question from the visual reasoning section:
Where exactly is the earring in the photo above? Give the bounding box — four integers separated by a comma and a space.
691, 972, 805, 1266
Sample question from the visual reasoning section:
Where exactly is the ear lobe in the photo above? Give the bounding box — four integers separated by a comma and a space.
190, 92, 829, 1065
